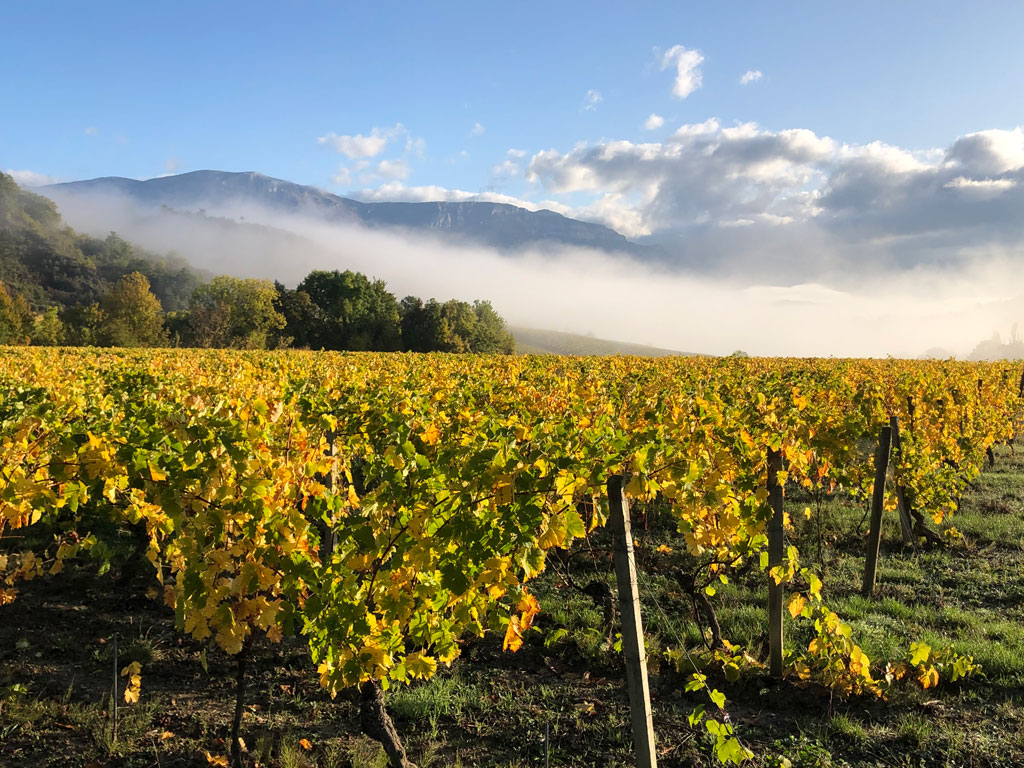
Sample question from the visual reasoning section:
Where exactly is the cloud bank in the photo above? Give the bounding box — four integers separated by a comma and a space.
43, 190, 1024, 359
518, 122, 1024, 284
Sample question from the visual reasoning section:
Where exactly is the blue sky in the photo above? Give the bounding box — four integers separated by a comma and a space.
5, 0, 1024, 201
8, 1, 1024, 355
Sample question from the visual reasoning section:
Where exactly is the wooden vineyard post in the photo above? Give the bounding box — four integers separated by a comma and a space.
862, 426, 893, 597
766, 448, 785, 679
888, 417, 915, 545
975, 378, 996, 468
607, 476, 658, 768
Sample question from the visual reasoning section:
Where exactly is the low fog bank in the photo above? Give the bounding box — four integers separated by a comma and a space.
44, 191, 1024, 358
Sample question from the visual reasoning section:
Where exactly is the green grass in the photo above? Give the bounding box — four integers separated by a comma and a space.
510, 326, 691, 357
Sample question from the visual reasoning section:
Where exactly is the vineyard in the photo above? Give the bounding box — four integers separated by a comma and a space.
3, 348, 1024, 767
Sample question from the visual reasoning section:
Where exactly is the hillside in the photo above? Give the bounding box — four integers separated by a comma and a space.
42, 170, 654, 255
0, 172, 201, 311
511, 326, 691, 356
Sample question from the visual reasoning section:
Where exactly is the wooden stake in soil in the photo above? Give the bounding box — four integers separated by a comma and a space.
607, 475, 658, 768
888, 417, 915, 546
766, 448, 785, 679
112, 633, 118, 743
231, 647, 248, 768
862, 426, 893, 597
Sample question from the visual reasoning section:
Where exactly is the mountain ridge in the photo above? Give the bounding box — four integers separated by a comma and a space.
42, 170, 651, 256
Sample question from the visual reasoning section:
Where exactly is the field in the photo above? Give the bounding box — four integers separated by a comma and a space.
2, 349, 1023, 767
509, 327, 688, 357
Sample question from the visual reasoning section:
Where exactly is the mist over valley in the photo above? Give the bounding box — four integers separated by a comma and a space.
31, 168, 1024, 358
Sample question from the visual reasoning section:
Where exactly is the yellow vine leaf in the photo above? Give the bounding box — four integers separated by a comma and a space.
918, 666, 939, 689
121, 661, 142, 704
909, 642, 931, 666
786, 594, 806, 619
503, 615, 523, 652
420, 423, 440, 445
517, 592, 541, 630
405, 651, 438, 679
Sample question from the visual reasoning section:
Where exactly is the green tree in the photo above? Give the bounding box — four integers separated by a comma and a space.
61, 303, 104, 347
184, 276, 286, 349
298, 270, 401, 351
0, 172, 203, 314
399, 296, 515, 353
272, 281, 317, 349
98, 271, 167, 347
31, 306, 65, 346
399, 296, 441, 352
469, 300, 515, 354
0, 282, 32, 345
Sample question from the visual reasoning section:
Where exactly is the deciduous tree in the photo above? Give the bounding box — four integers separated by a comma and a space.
98, 271, 167, 347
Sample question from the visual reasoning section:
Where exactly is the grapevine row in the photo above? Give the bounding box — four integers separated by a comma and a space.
1, 348, 1019, 765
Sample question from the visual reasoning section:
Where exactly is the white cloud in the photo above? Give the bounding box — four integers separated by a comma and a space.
583, 89, 603, 111
376, 158, 411, 180
659, 45, 704, 99
946, 128, 1024, 175
739, 70, 763, 85
405, 135, 427, 156
331, 166, 353, 186
5, 169, 61, 186
943, 176, 1017, 196
516, 120, 1024, 268
471, 122, 485, 136
526, 120, 834, 236
351, 181, 573, 216
165, 157, 180, 174
835, 139, 929, 172
491, 159, 521, 179
490, 149, 530, 180
520, 120, 1024, 259
84, 126, 98, 136
644, 113, 665, 131
318, 124, 405, 158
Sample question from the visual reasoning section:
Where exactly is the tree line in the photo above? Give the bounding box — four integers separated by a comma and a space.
1, 268, 515, 353
0, 172, 515, 353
